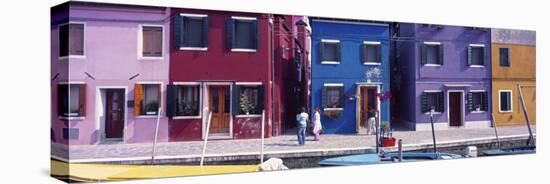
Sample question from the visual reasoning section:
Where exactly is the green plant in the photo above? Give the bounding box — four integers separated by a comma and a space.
240, 93, 255, 114
380, 121, 390, 129
144, 102, 159, 112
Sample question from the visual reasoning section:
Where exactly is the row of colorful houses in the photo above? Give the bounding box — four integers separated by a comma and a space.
51, 2, 535, 145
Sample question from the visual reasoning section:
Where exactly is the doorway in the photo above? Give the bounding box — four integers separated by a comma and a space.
448, 91, 463, 127
105, 89, 125, 139
208, 86, 231, 134
357, 85, 379, 133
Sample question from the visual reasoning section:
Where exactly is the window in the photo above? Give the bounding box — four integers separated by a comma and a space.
174, 14, 208, 49
362, 42, 381, 64
177, 85, 200, 116
59, 23, 84, 57
58, 83, 86, 117
234, 85, 264, 115
421, 91, 444, 113
227, 17, 258, 51
322, 84, 344, 109
499, 90, 512, 112
468, 91, 488, 112
134, 84, 161, 116
499, 48, 510, 67
320, 40, 341, 64
468, 45, 485, 66
140, 25, 163, 58
421, 43, 443, 65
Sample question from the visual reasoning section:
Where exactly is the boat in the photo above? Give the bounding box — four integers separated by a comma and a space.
482, 146, 536, 156
319, 152, 463, 166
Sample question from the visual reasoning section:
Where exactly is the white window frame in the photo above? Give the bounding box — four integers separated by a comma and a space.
58, 81, 87, 120
138, 24, 165, 60
423, 42, 442, 67
363, 41, 382, 65
321, 39, 341, 64
172, 82, 203, 119
469, 90, 487, 113
469, 44, 485, 68
136, 81, 164, 118
178, 13, 209, 51
498, 90, 513, 113
323, 83, 345, 111
230, 16, 258, 52
423, 90, 443, 115
235, 82, 263, 118
58, 22, 87, 61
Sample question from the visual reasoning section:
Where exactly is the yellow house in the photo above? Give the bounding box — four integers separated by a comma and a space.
491, 29, 536, 126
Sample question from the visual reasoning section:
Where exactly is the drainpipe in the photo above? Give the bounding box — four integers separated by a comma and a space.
270, 15, 276, 137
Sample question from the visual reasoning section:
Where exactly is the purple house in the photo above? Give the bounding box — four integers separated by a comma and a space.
392, 23, 492, 131
51, 2, 170, 145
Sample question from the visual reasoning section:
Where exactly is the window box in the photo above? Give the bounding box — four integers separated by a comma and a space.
421, 42, 444, 66
174, 14, 209, 50
227, 16, 258, 51
320, 39, 341, 64
139, 25, 164, 59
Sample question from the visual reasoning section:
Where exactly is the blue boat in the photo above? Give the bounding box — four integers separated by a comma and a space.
482, 146, 535, 156
319, 152, 463, 166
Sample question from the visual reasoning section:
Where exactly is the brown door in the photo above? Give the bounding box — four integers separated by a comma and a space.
209, 86, 230, 133
105, 89, 125, 139
359, 87, 378, 128
449, 92, 462, 127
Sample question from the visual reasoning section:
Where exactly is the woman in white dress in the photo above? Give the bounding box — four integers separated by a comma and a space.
312, 107, 323, 141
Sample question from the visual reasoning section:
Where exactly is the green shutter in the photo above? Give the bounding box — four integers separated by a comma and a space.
257, 85, 264, 112
437, 92, 444, 112
232, 85, 240, 115
467, 92, 473, 112
376, 44, 381, 63
482, 46, 486, 66
336, 43, 341, 62
321, 86, 328, 108
421, 92, 428, 113
202, 17, 208, 48
252, 20, 259, 49
226, 18, 235, 49
438, 44, 444, 65
467, 46, 472, 66
339, 86, 344, 108
482, 92, 489, 111
421, 44, 427, 65
173, 15, 183, 48
166, 84, 177, 118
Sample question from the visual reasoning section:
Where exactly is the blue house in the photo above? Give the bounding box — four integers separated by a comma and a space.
310, 19, 390, 134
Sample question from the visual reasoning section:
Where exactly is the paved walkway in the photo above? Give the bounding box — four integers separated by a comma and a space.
52, 125, 535, 162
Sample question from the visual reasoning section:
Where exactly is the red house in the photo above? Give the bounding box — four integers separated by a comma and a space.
167, 8, 310, 141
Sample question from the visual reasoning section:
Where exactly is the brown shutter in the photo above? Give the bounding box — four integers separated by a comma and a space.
134, 84, 143, 116
79, 84, 86, 116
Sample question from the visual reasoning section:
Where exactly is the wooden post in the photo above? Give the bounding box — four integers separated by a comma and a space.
150, 108, 162, 165
200, 111, 213, 166
429, 109, 437, 153
398, 139, 403, 162
491, 114, 500, 148
517, 85, 534, 146
260, 110, 265, 164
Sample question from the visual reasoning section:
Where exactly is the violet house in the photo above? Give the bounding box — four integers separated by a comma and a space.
51, 2, 170, 145
392, 23, 492, 130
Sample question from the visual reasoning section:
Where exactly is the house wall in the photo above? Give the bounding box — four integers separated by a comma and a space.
168, 8, 272, 141
51, 2, 170, 145
311, 20, 390, 134
396, 24, 492, 130
491, 29, 536, 126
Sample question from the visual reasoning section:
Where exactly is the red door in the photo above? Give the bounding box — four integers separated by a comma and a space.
449, 92, 462, 127
105, 89, 125, 139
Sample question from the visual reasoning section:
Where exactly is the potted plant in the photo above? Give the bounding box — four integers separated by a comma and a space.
144, 102, 159, 115
475, 104, 481, 112
380, 121, 396, 147
240, 93, 255, 115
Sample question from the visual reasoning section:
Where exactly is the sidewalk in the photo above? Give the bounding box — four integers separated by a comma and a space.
52, 125, 535, 163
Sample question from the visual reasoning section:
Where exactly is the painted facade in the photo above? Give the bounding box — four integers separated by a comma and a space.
310, 19, 391, 134
392, 24, 492, 130
491, 29, 536, 126
51, 2, 171, 145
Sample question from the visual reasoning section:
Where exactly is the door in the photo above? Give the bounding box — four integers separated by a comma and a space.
209, 86, 230, 134
449, 92, 463, 127
105, 89, 125, 139
359, 86, 378, 130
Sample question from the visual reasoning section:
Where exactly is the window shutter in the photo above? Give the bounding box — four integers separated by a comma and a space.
438, 44, 444, 65
58, 84, 67, 116
257, 85, 264, 111
376, 44, 381, 63
166, 84, 177, 118
421, 44, 427, 65
174, 15, 183, 48
226, 18, 235, 49
507, 48, 511, 67
482, 92, 489, 111
79, 84, 86, 116
134, 84, 143, 116
361, 44, 367, 64
252, 20, 259, 50
321, 86, 328, 108
336, 43, 341, 62
232, 85, 240, 115
339, 86, 344, 108
202, 17, 209, 48
467, 92, 473, 111
437, 92, 444, 112
421, 92, 428, 113
467, 46, 472, 66
482, 47, 486, 66
320, 42, 326, 62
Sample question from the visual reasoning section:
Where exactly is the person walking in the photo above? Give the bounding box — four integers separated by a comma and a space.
296, 107, 308, 145
312, 107, 323, 141
367, 107, 378, 135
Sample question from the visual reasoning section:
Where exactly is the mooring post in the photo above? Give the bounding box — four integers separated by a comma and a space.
398, 139, 403, 162
517, 85, 534, 146
150, 108, 162, 165
260, 110, 265, 164
200, 111, 213, 166
375, 111, 380, 153
429, 109, 437, 153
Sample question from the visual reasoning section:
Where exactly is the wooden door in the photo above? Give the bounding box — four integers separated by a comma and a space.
105, 89, 125, 139
359, 87, 378, 128
209, 86, 230, 133
449, 92, 462, 127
